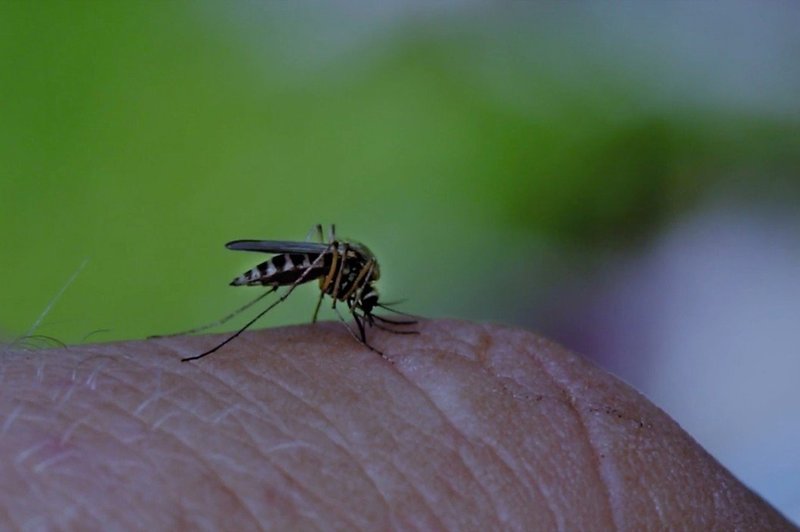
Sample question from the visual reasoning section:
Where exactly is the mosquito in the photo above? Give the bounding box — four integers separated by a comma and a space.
178, 224, 416, 362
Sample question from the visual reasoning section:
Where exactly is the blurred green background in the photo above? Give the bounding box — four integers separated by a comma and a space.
1, 2, 799, 521
3, 2, 797, 343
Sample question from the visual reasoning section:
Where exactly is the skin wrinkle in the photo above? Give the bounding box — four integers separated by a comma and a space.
146, 423, 264, 529
32, 448, 78, 474
278, 350, 489, 526
83, 359, 114, 391
215, 338, 450, 529
173, 356, 370, 522
361, 447, 449, 532
52, 354, 263, 529
645, 476, 668, 529
389, 360, 524, 528
74, 358, 196, 424
406, 332, 561, 528
564, 397, 619, 528
368, 403, 491, 526
525, 338, 648, 529
207, 450, 266, 478
46, 400, 180, 492
60, 352, 117, 388
95, 352, 286, 454
8, 467, 51, 529
132, 385, 171, 416
35, 359, 44, 382
211, 403, 242, 425
0, 493, 11, 529
54, 379, 82, 409
20, 354, 296, 532
234, 352, 390, 487
374, 356, 506, 494
43, 477, 123, 530
454, 447, 518, 527
319, 379, 470, 530
409, 377, 548, 527
263, 441, 320, 455
120, 377, 303, 528
448, 327, 562, 527
15, 440, 50, 466
151, 411, 181, 431
231, 364, 390, 530
362, 411, 470, 529
15, 443, 117, 529
1, 404, 26, 437
470, 327, 618, 528
21, 344, 260, 474
302, 349, 497, 527
260, 357, 377, 450
2, 436, 44, 523
178, 345, 384, 529
711, 483, 726, 530
516, 340, 618, 529
187, 358, 298, 435
471, 388, 573, 522
95, 360, 276, 486
200, 401, 359, 531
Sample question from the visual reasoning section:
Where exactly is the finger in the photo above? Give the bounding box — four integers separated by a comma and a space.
0, 320, 791, 529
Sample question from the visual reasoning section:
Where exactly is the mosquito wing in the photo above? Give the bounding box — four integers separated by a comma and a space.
225, 239, 332, 254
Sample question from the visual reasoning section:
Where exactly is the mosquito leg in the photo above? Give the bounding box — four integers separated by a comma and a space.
304, 224, 324, 243
332, 307, 388, 360
320, 243, 340, 294
373, 314, 417, 326
332, 307, 364, 344
376, 303, 418, 319
342, 259, 374, 302
183, 249, 332, 362
311, 289, 325, 323
330, 242, 349, 310
151, 288, 277, 338
372, 322, 419, 335
353, 309, 366, 343
182, 287, 295, 361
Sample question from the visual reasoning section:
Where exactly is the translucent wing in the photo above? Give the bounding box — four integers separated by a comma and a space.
226, 240, 331, 254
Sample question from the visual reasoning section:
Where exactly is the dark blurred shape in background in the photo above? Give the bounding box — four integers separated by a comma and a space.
1, 2, 798, 521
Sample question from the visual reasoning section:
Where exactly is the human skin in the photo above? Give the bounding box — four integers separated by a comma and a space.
0, 320, 794, 530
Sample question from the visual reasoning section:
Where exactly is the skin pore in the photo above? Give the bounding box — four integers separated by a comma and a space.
0, 320, 794, 529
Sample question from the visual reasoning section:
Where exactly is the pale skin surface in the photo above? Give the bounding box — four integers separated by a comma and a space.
0, 320, 795, 530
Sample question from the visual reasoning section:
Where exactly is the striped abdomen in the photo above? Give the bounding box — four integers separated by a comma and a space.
230, 253, 327, 287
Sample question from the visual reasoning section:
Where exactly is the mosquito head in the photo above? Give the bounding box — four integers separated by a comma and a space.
359, 283, 380, 314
